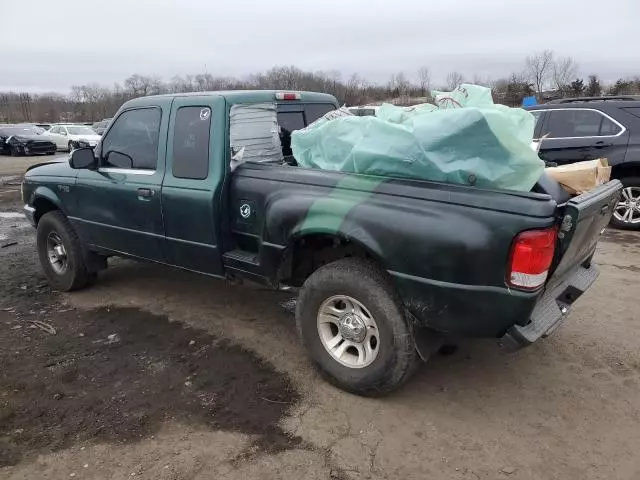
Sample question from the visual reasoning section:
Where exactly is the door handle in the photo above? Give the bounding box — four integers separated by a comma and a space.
594, 141, 613, 148
137, 188, 155, 198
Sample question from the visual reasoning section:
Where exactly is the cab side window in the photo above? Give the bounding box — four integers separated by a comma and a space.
101, 108, 161, 170
172, 106, 211, 180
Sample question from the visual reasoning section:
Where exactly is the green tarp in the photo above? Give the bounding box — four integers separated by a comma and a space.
291, 84, 544, 192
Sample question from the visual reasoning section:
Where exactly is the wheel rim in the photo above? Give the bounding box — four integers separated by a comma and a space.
69, 142, 74, 151
317, 295, 380, 369
614, 187, 640, 225
46, 232, 68, 275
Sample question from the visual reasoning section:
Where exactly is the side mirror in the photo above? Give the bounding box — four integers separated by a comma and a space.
105, 151, 133, 169
69, 147, 97, 169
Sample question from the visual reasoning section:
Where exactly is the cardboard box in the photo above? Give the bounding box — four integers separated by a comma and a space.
545, 158, 612, 196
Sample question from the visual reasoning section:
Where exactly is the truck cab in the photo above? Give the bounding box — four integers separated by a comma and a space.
34, 91, 337, 276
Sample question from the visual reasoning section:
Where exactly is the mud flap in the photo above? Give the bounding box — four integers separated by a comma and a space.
412, 325, 445, 361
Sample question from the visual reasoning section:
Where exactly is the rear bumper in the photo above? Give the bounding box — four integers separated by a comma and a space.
500, 263, 599, 350
391, 271, 541, 338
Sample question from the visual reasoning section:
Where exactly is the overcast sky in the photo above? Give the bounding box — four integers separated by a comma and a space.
2, 0, 639, 92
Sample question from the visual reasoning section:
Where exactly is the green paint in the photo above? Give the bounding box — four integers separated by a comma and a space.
300, 175, 386, 234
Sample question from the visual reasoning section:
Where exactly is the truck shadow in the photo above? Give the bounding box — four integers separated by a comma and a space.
84, 258, 633, 407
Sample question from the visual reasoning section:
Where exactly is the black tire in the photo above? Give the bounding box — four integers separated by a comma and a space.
46, 151, 55, 155
36, 211, 94, 291
68, 141, 74, 152
10, 145, 22, 157
610, 177, 640, 230
296, 258, 417, 396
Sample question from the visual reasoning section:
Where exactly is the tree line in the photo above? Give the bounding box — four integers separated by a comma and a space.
1, 50, 639, 124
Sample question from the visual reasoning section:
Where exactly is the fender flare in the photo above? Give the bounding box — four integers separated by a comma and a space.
30, 186, 66, 221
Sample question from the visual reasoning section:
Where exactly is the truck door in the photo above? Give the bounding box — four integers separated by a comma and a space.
161, 96, 225, 276
537, 108, 629, 165
74, 105, 168, 262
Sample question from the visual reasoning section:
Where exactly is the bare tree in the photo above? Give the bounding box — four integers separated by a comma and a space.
552, 56, 578, 96
472, 74, 492, 87
394, 72, 411, 97
344, 73, 363, 105
526, 49, 554, 99
417, 67, 431, 96
446, 71, 464, 91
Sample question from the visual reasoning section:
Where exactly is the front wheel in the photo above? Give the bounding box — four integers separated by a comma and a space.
36, 211, 95, 291
68, 141, 75, 152
296, 258, 417, 396
611, 177, 640, 230
10, 145, 22, 156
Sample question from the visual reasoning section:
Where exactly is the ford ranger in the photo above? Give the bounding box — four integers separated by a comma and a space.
21, 90, 622, 396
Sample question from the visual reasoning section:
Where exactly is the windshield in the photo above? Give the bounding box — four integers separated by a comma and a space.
0, 126, 44, 136
67, 126, 97, 135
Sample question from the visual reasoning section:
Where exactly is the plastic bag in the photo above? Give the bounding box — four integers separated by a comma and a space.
291, 84, 544, 192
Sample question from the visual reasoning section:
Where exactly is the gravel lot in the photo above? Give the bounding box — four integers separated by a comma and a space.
1, 155, 639, 480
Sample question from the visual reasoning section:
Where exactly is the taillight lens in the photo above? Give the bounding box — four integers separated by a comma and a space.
507, 227, 557, 291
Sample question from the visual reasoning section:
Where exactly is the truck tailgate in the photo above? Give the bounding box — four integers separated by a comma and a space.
501, 179, 622, 349
550, 179, 623, 283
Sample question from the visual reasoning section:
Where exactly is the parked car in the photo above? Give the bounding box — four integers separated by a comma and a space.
21, 90, 621, 396
0, 125, 56, 156
348, 106, 379, 116
35, 123, 52, 131
92, 118, 112, 136
47, 124, 101, 151
528, 96, 640, 229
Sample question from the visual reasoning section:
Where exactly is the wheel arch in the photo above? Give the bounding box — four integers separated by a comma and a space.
611, 162, 640, 180
277, 230, 387, 287
31, 187, 65, 225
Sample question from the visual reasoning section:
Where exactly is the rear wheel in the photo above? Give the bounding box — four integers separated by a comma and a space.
10, 145, 22, 156
611, 177, 640, 230
296, 258, 417, 396
37, 211, 95, 291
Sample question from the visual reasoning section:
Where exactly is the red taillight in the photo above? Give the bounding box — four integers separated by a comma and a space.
275, 92, 300, 101
507, 227, 557, 291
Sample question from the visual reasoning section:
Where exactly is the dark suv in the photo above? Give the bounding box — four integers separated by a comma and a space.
528, 96, 640, 229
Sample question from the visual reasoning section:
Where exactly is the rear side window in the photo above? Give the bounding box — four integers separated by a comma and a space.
545, 109, 622, 138
172, 106, 211, 180
599, 116, 622, 135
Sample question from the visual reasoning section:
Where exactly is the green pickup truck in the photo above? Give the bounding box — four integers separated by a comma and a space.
22, 90, 622, 395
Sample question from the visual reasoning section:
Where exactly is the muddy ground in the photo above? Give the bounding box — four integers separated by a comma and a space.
1, 156, 639, 480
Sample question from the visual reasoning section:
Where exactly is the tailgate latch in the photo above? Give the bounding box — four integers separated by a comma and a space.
558, 215, 573, 239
